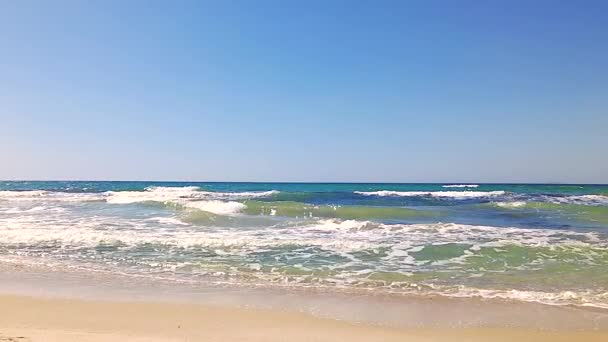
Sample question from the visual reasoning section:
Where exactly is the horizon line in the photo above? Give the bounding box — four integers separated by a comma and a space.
1, 179, 607, 186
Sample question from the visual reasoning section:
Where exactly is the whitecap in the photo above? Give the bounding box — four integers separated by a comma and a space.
0, 190, 103, 202
103, 186, 284, 215
547, 194, 608, 206
354, 190, 505, 198
442, 184, 479, 188
494, 201, 527, 208
183, 200, 246, 215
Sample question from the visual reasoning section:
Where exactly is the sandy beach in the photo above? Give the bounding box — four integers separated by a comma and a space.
2, 257, 608, 341
1, 294, 608, 342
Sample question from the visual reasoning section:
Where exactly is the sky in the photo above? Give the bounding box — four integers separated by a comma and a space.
1, 0, 607, 183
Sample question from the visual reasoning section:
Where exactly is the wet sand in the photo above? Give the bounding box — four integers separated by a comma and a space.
2, 294, 608, 342
2, 261, 608, 341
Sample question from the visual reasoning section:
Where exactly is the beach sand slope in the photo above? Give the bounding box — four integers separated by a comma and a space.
1, 295, 607, 342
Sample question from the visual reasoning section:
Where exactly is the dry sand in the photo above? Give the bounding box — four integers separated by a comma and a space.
1, 294, 607, 342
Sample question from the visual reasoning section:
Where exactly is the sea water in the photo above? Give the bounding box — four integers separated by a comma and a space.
1, 181, 607, 309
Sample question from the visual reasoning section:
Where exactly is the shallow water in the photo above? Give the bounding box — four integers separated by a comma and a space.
2, 263, 608, 330
1, 181, 607, 308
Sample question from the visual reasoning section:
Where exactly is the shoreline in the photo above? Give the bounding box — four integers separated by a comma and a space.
2, 294, 608, 342
2, 260, 608, 337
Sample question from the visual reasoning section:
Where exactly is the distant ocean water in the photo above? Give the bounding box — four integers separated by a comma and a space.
1, 181, 608, 308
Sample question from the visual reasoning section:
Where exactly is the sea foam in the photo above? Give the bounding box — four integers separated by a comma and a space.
442, 184, 479, 188
550, 194, 608, 206
104, 186, 276, 214
354, 190, 505, 198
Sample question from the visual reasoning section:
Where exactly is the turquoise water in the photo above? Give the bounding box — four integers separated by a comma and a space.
1, 181, 608, 308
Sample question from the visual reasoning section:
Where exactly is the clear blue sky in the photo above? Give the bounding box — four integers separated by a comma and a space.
1, 0, 607, 183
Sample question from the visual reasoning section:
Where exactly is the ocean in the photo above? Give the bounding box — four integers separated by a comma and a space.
1, 181, 608, 309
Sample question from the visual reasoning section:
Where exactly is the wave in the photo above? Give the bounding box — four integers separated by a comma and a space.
547, 194, 608, 206
435, 287, 608, 310
0, 186, 277, 203
104, 186, 279, 215
0, 190, 48, 198
491, 201, 608, 224
494, 201, 528, 208
442, 184, 479, 188
194, 190, 280, 200
105, 186, 277, 203
144, 216, 190, 225
242, 200, 437, 220
0, 190, 103, 202
101, 187, 443, 220
1, 214, 600, 253
0, 187, 275, 215
355, 190, 505, 198
182, 200, 247, 215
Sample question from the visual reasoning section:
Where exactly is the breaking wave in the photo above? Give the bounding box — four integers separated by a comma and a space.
442, 184, 479, 188
355, 190, 506, 198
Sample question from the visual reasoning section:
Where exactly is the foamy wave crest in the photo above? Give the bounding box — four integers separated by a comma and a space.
435, 287, 608, 309
442, 184, 479, 188
305, 219, 376, 232
0, 217, 600, 260
494, 201, 527, 208
0, 190, 103, 202
105, 187, 199, 204
183, 200, 246, 215
194, 190, 279, 199
0, 190, 47, 198
0, 187, 277, 207
354, 190, 505, 198
106, 186, 277, 203
0, 217, 379, 251
548, 194, 608, 206
145, 217, 190, 226
104, 186, 279, 214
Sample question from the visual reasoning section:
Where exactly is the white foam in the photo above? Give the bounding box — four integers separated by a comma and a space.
104, 187, 279, 214
495, 201, 527, 208
1, 208, 606, 308
0, 190, 103, 202
0, 188, 277, 209
0, 206, 600, 254
105, 186, 201, 204
145, 217, 189, 225
441, 287, 608, 309
549, 194, 608, 205
0, 205, 67, 214
442, 184, 479, 188
140, 187, 278, 200
183, 200, 246, 215
355, 190, 505, 198
0, 190, 47, 198
308, 219, 374, 232
194, 190, 279, 199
